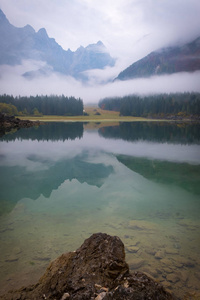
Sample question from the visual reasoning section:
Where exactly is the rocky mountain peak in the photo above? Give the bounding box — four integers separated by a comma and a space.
0, 9, 115, 80
37, 27, 48, 38
23, 24, 35, 34
86, 40, 107, 53
0, 8, 10, 25
0, 9, 6, 20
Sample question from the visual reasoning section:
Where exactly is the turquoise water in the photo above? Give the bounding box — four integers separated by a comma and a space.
0, 122, 200, 298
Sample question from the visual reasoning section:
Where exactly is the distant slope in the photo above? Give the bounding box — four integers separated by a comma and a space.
0, 9, 115, 79
116, 37, 200, 80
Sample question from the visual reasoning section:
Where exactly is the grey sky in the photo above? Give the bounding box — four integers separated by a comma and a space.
1, 0, 200, 64
0, 0, 200, 102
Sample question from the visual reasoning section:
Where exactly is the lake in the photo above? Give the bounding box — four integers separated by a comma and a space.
0, 121, 200, 299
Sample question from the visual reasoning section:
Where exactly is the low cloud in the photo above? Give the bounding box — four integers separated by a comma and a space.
0, 60, 200, 104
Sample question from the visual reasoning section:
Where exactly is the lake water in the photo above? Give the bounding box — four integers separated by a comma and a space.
0, 121, 200, 299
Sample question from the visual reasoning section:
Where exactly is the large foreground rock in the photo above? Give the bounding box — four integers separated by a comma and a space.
1, 233, 175, 300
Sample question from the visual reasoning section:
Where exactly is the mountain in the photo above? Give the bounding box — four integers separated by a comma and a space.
116, 37, 200, 80
0, 9, 115, 79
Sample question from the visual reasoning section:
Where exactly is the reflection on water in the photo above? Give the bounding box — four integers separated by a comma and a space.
99, 122, 200, 144
1, 122, 84, 141
117, 155, 200, 195
0, 153, 113, 215
0, 122, 200, 299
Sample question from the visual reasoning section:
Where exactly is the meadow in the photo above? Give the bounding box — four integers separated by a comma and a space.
19, 106, 163, 123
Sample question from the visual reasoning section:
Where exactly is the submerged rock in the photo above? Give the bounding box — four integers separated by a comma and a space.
1, 233, 175, 300
128, 220, 158, 232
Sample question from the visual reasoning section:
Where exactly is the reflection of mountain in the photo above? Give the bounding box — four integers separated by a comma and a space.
0, 154, 114, 215
117, 155, 200, 195
99, 122, 200, 144
0, 122, 83, 141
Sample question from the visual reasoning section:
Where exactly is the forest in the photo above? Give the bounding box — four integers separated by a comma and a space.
0, 94, 84, 116
99, 93, 200, 117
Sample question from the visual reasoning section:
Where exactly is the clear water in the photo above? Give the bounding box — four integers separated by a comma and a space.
0, 122, 200, 299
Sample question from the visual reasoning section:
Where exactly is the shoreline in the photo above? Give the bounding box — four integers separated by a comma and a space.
18, 115, 199, 123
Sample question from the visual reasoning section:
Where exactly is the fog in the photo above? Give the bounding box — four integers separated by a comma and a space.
0, 60, 200, 104
0, 1, 200, 102
1, 131, 200, 171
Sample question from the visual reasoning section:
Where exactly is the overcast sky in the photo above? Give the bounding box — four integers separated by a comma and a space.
0, 0, 200, 102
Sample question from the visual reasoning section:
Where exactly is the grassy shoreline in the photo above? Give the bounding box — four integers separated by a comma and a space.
18, 106, 196, 123
18, 115, 162, 122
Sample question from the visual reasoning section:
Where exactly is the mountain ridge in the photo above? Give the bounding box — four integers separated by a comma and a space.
115, 36, 200, 81
0, 9, 115, 79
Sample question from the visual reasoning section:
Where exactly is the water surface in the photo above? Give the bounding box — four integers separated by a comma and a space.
0, 122, 200, 299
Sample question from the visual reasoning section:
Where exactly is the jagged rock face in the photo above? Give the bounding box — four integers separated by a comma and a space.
1, 233, 175, 300
0, 9, 115, 79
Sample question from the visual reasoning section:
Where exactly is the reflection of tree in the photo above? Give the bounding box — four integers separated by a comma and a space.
0, 122, 83, 141
117, 154, 200, 195
98, 122, 200, 144
0, 154, 114, 215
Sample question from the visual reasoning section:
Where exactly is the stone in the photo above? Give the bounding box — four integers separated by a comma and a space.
145, 247, 156, 256
5, 255, 19, 263
173, 261, 183, 268
61, 293, 70, 300
142, 268, 159, 278
95, 292, 107, 299
126, 246, 139, 253
13, 247, 22, 255
129, 258, 145, 270
0, 233, 175, 300
128, 220, 158, 232
183, 260, 195, 268
180, 272, 189, 283
177, 219, 200, 230
163, 268, 173, 274
167, 273, 180, 283
165, 248, 179, 255
155, 250, 165, 259
32, 256, 51, 262
194, 272, 200, 281
176, 257, 195, 268
0, 226, 14, 233
162, 281, 172, 289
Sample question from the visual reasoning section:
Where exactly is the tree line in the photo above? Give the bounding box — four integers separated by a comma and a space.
0, 94, 84, 116
99, 93, 200, 117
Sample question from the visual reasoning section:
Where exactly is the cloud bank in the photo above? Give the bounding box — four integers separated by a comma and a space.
0, 0, 200, 102
0, 61, 200, 104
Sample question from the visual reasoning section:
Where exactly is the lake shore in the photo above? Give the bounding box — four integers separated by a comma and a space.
17, 106, 199, 123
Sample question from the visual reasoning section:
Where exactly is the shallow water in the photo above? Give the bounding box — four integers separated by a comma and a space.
0, 122, 200, 299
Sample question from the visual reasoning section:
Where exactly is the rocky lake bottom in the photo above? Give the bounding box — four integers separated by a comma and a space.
0, 122, 200, 299
0, 199, 199, 299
